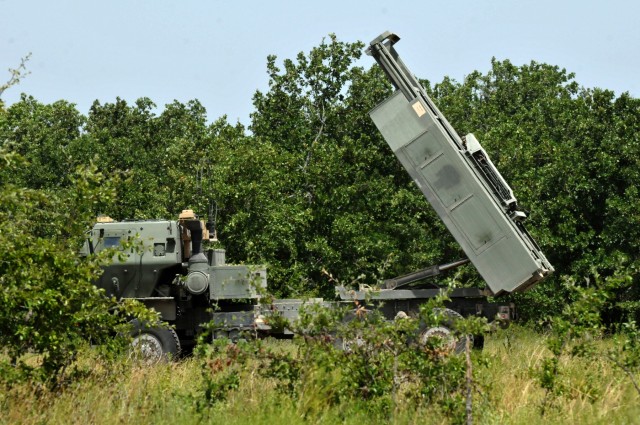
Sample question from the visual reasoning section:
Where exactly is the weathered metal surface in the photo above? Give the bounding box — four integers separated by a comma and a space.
367, 31, 554, 294
83, 220, 182, 298
209, 266, 266, 300
135, 297, 177, 321
336, 285, 488, 301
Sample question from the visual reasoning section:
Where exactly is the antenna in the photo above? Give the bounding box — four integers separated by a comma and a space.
207, 200, 218, 242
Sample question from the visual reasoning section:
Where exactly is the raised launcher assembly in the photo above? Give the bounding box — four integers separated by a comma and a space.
366, 31, 554, 294
80, 33, 556, 361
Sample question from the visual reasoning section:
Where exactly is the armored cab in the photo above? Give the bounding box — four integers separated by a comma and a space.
82, 219, 183, 299
82, 211, 266, 348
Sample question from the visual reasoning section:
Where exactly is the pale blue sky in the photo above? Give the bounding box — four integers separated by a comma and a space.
1, 0, 638, 125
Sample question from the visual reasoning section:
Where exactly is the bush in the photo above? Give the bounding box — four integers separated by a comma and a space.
0, 150, 154, 389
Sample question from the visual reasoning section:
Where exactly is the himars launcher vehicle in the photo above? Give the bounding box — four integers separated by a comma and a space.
82, 32, 553, 360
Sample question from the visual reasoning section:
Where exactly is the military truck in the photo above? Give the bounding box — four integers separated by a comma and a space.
82, 31, 553, 360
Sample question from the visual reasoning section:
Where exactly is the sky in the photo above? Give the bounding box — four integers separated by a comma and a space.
1, 0, 639, 126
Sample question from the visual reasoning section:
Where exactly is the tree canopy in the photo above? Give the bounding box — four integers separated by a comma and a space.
1, 35, 639, 321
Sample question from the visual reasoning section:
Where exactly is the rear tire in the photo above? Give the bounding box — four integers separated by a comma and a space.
417, 308, 469, 355
129, 319, 181, 364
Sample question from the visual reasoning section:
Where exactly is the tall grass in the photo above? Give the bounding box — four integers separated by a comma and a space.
1, 327, 638, 425
474, 326, 640, 424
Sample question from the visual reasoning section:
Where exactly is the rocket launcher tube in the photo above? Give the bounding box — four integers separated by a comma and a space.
367, 31, 554, 294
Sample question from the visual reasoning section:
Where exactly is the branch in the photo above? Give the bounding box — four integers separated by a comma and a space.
302, 102, 326, 173
605, 353, 640, 396
0, 53, 32, 98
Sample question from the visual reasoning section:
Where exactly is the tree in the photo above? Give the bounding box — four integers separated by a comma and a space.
425, 59, 640, 319
2, 35, 639, 320
0, 150, 152, 387
240, 35, 463, 296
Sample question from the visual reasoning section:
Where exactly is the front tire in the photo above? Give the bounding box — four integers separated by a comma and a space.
129, 319, 181, 363
417, 308, 469, 355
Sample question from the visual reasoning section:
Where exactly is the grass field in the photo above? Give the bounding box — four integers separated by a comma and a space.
1, 326, 639, 425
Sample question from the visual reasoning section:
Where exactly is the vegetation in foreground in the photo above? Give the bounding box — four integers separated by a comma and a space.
1, 326, 638, 425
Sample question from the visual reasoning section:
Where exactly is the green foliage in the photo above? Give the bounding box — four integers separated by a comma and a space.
1, 33, 640, 343
240, 34, 458, 296
2, 328, 640, 425
4, 36, 640, 308
0, 53, 31, 101
0, 149, 156, 388
531, 264, 640, 414
0, 95, 85, 189
424, 60, 640, 320
608, 320, 640, 395
194, 297, 489, 423
195, 339, 246, 410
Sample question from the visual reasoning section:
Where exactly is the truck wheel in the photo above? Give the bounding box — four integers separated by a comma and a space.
417, 308, 469, 355
129, 319, 181, 364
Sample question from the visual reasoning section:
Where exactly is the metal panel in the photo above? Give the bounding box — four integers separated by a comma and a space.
336, 285, 487, 301
368, 33, 553, 294
91, 220, 183, 298
136, 297, 176, 321
209, 265, 266, 300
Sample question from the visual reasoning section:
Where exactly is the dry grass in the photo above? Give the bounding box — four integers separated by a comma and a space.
1, 328, 639, 424
474, 326, 640, 424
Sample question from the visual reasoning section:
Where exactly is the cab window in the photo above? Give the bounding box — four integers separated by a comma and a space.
103, 236, 121, 248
